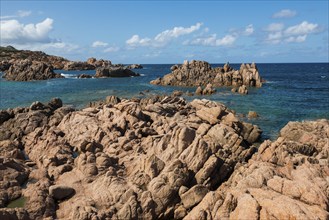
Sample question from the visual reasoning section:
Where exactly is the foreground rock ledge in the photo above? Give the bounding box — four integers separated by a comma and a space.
150, 60, 262, 88
0, 96, 327, 219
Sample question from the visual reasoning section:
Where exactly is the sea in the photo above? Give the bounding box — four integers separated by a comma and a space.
0, 63, 328, 141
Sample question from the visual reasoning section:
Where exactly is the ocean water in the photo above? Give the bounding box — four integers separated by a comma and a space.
0, 63, 328, 140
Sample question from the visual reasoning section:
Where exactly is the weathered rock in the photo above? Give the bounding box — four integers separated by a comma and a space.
195, 86, 203, 95
248, 111, 259, 118
0, 158, 29, 207
185, 119, 329, 220
202, 83, 216, 95
127, 64, 143, 69
3, 59, 63, 81
63, 61, 95, 70
95, 67, 140, 78
180, 185, 209, 209
2, 96, 326, 219
151, 60, 262, 89
77, 73, 92, 78
238, 85, 248, 94
49, 185, 75, 200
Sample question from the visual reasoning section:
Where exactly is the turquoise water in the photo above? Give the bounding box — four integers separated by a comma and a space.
1, 63, 328, 140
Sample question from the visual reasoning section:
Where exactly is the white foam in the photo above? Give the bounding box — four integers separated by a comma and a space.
61, 73, 77, 79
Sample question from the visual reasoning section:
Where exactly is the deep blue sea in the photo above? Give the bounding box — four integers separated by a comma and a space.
1, 63, 328, 140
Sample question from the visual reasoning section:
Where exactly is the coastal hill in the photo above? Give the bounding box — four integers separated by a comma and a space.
0, 46, 141, 81
0, 95, 327, 219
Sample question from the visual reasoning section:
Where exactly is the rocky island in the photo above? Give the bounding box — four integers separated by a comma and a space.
0, 95, 328, 219
151, 60, 263, 94
0, 46, 141, 81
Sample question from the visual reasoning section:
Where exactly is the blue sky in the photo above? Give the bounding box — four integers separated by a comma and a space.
1, 1, 328, 63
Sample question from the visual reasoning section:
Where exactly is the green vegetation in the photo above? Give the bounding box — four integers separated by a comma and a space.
6, 196, 27, 208
0, 45, 18, 52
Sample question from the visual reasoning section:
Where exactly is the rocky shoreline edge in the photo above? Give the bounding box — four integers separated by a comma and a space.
0, 95, 328, 219
0, 46, 142, 81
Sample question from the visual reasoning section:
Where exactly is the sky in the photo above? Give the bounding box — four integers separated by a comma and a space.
0, 0, 328, 64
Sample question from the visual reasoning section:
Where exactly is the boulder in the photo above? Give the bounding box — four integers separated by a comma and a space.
202, 83, 216, 95
180, 185, 209, 209
238, 85, 248, 94
95, 67, 140, 78
248, 111, 259, 118
49, 185, 75, 200
77, 74, 92, 78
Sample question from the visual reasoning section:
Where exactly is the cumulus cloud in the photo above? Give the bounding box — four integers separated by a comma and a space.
243, 24, 254, 36
126, 23, 202, 48
285, 35, 307, 43
92, 41, 109, 47
265, 21, 320, 44
216, 34, 237, 46
0, 18, 53, 44
189, 34, 237, 46
126, 35, 151, 47
284, 21, 319, 36
154, 22, 203, 43
273, 9, 297, 18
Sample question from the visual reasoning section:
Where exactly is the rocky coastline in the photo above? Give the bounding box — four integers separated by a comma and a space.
150, 60, 263, 94
0, 95, 328, 219
0, 46, 142, 81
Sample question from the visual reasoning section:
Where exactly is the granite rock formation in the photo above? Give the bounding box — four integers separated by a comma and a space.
150, 60, 262, 88
95, 67, 140, 78
185, 119, 329, 220
0, 96, 261, 219
3, 59, 64, 81
0, 95, 327, 220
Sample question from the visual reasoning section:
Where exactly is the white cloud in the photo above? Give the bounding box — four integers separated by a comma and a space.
11, 42, 80, 55
244, 24, 254, 36
189, 34, 216, 46
285, 35, 307, 43
0, 10, 32, 19
216, 34, 237, 46
126, 35, 151, 47
126, 22, 202, 48
266, 32, 282, 44
154, 22, 203, 43
189, 34, 236, 46
0, 18, 53, 44
284, 21, 318, 36
103, 46, 120, 53
265, 21, 319, 44
273, 9, 297, 18
92, 41, 108, 47
265, 23, 284, 32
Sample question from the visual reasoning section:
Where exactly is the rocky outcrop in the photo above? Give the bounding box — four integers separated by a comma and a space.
195, 83, 216, 95
3, 59, 64, 81
77, 74, 92, 79
150, 60, 262, 88
127, 64, 143, 69
0, 96, 261, 219
0, 95, 327, 220
185, 119, 329, 220
95, 67, 140, 78
0, 46, 69, 71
